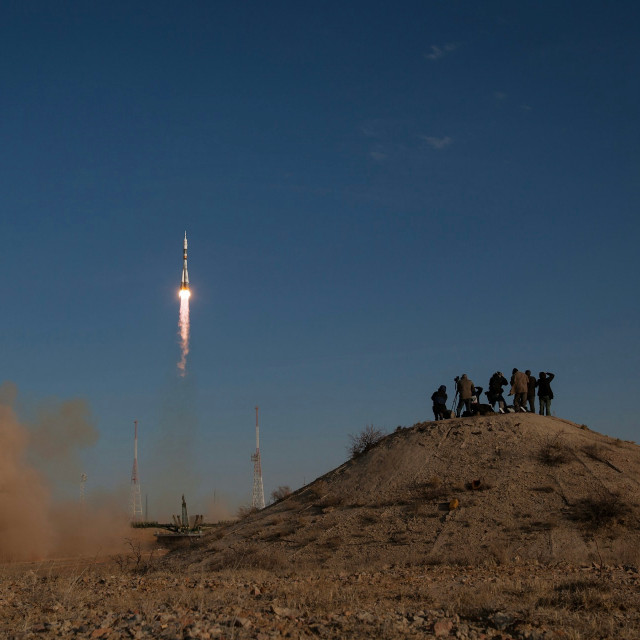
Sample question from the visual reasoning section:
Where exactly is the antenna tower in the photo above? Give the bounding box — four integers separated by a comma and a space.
251, 406, 265, 510
130, 420, 143, 522
80, 473, 87, 506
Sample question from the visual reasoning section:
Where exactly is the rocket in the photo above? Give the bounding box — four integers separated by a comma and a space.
180, 231, 189, 291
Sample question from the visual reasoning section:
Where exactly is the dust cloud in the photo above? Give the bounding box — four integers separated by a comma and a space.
0, 382, 129, 562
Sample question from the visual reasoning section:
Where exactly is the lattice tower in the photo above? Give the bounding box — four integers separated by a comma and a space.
80, 473, 87, 506
130, 420, 143, 522
251, 406, 265, 510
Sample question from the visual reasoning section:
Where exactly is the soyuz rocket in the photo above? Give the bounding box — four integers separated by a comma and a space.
180, 231, 189, 292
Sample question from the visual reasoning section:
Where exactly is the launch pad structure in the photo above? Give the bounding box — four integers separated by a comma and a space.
251, 406, 265, 510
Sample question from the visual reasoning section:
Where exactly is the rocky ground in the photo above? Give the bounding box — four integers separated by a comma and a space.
1, 558, 639, 639
2, 415, 639, 639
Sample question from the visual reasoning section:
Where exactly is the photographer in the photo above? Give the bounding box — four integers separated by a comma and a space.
537, 372, 555, 416
430, 385, 448, 420
455, 374, 475, 417
509, 368, 529, 412
487, 371, 508, 412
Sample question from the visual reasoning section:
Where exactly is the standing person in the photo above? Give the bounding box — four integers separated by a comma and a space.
525, 370, 537, 413
538, 372, 555, 416
487, 372, 508, 412
455, 374, 475, 417
509, 368, 528, 411
431, 385, 448, 421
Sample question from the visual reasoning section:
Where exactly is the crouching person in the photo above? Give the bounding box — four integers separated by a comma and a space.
431, 385, 448, 420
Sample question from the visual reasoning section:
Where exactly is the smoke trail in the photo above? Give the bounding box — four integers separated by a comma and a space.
177, 290, 190, 376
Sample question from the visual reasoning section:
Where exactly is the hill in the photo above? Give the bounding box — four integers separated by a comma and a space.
180, 414, 640, 571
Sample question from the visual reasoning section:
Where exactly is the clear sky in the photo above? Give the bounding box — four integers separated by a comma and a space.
2, 1, 639, 516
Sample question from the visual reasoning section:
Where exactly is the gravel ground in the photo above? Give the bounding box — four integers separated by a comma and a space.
1, 560, 638, 639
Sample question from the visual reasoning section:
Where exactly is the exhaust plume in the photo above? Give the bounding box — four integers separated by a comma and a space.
178, 289, 190, 376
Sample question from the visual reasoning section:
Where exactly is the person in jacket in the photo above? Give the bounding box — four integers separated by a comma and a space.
537, 372, 555, 416
509, 368, 529, 411
470, 386, 484, 415
455, 374, 475, 417
525, 370, 537, 413
431, 385, 448, 420
487, 372, 508, 412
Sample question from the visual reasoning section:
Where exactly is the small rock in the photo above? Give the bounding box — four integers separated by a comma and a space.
271, 605, 295, 618
490, 612, 513, 631
434, 618, 454, 636
357, 612, 375, 623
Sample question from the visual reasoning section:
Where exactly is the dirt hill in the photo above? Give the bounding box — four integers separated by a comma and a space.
180, 414, 640, 572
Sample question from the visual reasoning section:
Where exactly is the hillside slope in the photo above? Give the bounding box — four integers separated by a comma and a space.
183, 414, 640, 570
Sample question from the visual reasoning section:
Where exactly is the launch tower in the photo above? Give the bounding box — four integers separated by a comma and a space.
251, 407, 265, 510
130, 420, 143, 522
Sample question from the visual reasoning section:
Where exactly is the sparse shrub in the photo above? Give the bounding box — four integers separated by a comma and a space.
537, 436, 571, 466
582, 443, 609, 463
322, 536, 342, 550
236, 505, 258, 519
270, 485, 292, 503
308, 480, 328, 499
360, 512, 378, 525
427, 475, 442, 488
319, 494, 343, 509
114, 539, 156, 575
537, 579, 612, 611
570, 493, 632, 530
347, 425, 385, 458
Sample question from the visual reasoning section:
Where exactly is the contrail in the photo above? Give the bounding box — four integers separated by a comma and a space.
178, 231, 191, 376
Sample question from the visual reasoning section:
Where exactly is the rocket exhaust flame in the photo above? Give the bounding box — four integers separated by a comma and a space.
177, 232, 191, 376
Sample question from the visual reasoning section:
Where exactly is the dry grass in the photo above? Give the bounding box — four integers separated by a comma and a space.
569, 493, 633, 530
581, 443, 610, 463
537, 436, 571, 466
537, 579, 613, 612
318, 494, 344, 509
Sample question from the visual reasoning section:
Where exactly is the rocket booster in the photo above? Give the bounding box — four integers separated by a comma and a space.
180, 231, 189, 291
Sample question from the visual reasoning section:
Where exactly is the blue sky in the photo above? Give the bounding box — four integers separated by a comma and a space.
1, 2, 639, 516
